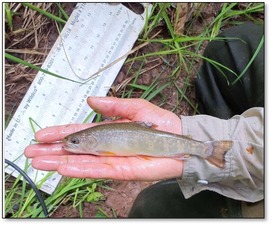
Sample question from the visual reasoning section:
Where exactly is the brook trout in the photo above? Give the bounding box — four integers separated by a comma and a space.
63, 122, 233, 168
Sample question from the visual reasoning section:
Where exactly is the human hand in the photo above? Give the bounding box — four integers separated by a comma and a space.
25, 97, 184, 181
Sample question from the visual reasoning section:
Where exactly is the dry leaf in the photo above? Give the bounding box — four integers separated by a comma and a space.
246, 145, 254, 154
172, 3, 188, 36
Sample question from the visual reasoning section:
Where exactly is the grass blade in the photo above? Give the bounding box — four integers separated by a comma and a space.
128, 83, 149, 91
232, 35, 264, 85
22, 3, 67, 24
56, 3, 69, 21
29, 117, 42, 133
143, 3, 171, 39
174, 82, 199, 113
5, 53, 83, 84
5, 3, 13, 31
145, 82, 171, 101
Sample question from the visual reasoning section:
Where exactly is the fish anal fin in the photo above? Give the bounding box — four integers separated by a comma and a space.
98, 151, 117, 156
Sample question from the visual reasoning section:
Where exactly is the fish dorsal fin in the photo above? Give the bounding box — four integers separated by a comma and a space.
135, 121, 158, 129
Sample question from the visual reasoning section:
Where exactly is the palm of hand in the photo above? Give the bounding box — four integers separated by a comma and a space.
25, 97, 184, 180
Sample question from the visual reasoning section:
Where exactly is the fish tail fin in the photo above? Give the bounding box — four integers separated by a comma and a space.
206, 141, 233, 168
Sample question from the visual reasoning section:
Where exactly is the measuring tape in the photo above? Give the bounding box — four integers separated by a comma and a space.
5, 3, 151, 194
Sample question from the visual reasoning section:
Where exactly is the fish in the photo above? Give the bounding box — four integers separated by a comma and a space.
62, 122, 233, 168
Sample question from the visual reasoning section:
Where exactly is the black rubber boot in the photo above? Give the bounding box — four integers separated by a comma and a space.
129, 179, 241, 218
196, 22, 264, 119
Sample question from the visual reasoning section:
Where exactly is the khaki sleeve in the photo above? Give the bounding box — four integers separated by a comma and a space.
177, 107, 263, 202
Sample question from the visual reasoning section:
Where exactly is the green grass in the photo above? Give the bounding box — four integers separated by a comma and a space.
4, 2, 264, 218
129, 2, 263, 108
5, 53, 83, 84
5, 175, 107, 218
22, 3, 67, 24
5, 3, 13, 31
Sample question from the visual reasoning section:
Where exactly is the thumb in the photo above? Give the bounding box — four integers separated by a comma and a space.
87, 97, 182, 134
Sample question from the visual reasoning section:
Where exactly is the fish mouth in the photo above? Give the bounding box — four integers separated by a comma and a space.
62, 142, 78, 153
62, 144, 72, 152
62, 145, 81, 154
62, 140, 69, 150
62, 138, 75, 150
62, 143, 89, 154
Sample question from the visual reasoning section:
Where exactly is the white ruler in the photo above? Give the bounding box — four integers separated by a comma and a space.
5, 3, 151, 194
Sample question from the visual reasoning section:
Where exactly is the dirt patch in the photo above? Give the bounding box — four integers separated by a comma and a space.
103, 181, 154, 217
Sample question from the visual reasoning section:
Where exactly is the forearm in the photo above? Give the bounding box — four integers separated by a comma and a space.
177, 107, 263, 202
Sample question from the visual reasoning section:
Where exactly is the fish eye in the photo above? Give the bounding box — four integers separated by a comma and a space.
70, 136, 80, 145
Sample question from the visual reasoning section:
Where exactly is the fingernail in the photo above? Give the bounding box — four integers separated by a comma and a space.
87, 96, 103, 101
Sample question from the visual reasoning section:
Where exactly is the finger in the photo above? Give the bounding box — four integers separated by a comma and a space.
87, 96, 159, 120
31, 155, 101, 171
57, 163, 118, 179
24, 143, 68, 158
57, 157, 183, 181
57, 156, 139, 180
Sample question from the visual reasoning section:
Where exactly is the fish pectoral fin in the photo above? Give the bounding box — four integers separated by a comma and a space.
171, 154, 191, 160
136, 155, 152, 160
97, 151, 117, 156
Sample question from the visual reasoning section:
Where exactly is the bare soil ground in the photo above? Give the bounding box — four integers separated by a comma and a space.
4, 3, 263, 218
